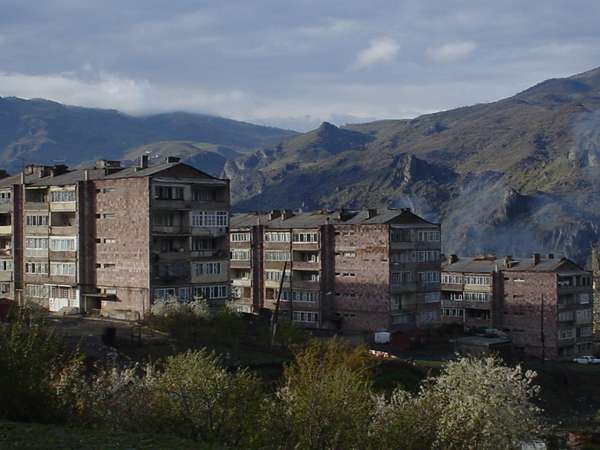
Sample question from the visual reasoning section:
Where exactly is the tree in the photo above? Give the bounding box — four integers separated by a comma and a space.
423, 356, 543, 450
269, 339, 375, 450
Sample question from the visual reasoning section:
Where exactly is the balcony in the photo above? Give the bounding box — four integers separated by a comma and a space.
190, 227, 228, 237
152, 225, 191, 235
232, 278, 252, 287
50, 201, 76, 212
50, 225, 78, 236
0, 248, 11, 258
0, 225, 12, 235
0, 271, 12, 282
0, 202, 11, 214
25, 249, 48, 258
292, 260, 321, 270
230, 259, 251, 269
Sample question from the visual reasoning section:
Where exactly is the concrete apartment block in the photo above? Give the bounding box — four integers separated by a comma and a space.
0, 157, 230, 318
230, 208, 442, 335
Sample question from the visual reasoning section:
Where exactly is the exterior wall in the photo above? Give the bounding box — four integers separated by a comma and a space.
93, 177, 151, 315
503, 270, 594, 360
389, 223, 442, 331
149, 174, 230, 306
333, 224, 390, 331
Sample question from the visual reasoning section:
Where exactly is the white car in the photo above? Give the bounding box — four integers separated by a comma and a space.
573, 355, 600, 364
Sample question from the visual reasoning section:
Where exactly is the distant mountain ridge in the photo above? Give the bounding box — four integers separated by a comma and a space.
225, 67, 600, 263
0, 97, 297, 173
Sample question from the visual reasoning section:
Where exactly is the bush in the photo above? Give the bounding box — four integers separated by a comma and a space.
0, 312, 82, 423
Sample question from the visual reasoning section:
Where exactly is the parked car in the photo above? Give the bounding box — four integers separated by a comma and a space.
573, 355, 600, 364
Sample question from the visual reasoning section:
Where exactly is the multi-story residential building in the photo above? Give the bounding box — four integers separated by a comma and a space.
441, 255, 505, 330
230, 208, 442, 334
0, 156, 230, 318
503, 254, 593, 360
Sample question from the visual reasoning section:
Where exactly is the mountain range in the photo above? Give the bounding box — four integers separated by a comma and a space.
2, 67, 600, 263
224, 67, 600, 264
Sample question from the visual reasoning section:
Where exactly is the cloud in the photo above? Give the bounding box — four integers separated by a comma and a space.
299, 19, 361, 38
353, 37, 400, 69
426, 41, 477, 63
0, 71, 246, 116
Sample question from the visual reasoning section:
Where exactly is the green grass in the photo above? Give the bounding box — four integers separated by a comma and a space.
0, 420, 213, 450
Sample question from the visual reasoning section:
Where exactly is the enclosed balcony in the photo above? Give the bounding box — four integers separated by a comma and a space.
0, 213, 11, 235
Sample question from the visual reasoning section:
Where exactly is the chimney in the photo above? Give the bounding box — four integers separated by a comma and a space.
84, 170, 89, 181
166, 156, 181, 163
400, 207, 411, 213
532, 253, 541, 265
269, 209, 282, 221
367, 208, 378, 219
448, 254, 458, 264
504, 255, 513, 269
281, 209, 294, 220
139, 155, 149, 169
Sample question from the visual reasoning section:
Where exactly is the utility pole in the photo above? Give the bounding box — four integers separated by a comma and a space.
289, 227, 294, 322
271, 260, 288, 345
540, 294, 545, 363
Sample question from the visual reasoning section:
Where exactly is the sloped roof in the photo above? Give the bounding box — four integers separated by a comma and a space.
231, 208, 437, 229
443, 255, 587, 274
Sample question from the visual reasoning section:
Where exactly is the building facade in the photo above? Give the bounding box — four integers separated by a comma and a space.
0, 157, 230, 318
503, 254, 593, 360
230, 208, 442, 334
441, 255, 505, 330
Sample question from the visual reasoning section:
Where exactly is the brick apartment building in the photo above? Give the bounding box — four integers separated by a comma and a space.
443, 254, 593, 360
0, 156, 230, 317
503, 254, 593, 360
230, 208, 442, 334
441, 255, 504, 329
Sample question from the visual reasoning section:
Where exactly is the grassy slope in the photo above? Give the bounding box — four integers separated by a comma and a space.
0, 420, 212, 450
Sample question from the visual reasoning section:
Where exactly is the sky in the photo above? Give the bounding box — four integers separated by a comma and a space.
1, 0, 599, 131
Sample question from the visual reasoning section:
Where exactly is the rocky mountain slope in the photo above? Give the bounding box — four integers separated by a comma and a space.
225, 67, 600, 263
0, 97, 296, 174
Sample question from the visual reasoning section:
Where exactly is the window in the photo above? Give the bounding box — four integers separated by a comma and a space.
559, 311, 574, 321
441, 273, 464, 284
25, 238, 48, 249
300, 252, 320, 262
50, 262, 76, 276
25, 262, 48, 274
417, 230, 441, 242
292, 232, 319, 243
191, 211, 228, 227
50, 190, 76, 202
576, 308, 592, 323
281, 290, 319, 302
265, 251, 290, 261
299, 272, 320, 282
462, 291, 489, 302
193, 262, 222, 276
265, 271, 290, 282
464, 275, 492, 286
231, 232, 251, 242
27, 284, 48, 298
0, 191, 11, 203
0, 283, 9, 294
50, 237, 76, 252
178, 287, 190, 302
231, 250, 250, 261
338, 251, 355, 258
579, 326, 593, 337
155, 186, 184, 200
192, 284, 228, 299
154, 288, 176, 300
418, 271, 440, 284
391, 229, 412, 242
577, 293, 591, 304
292, 311, 319, 323
26, 215, 48, 226
192, 237, 215, 252
192, 189, 216, 201
391, 271, 414, 283
154, 214, 176, 227
0, 260, 12, 271
559, 328, 575, 340
51, 286, 74, 299
416, 250, 440, 262
101, 187, 115, 193
265, 231, 291, 242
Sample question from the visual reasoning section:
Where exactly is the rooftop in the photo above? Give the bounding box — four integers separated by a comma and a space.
443, 254, 586, 274
231, 208, 438, 228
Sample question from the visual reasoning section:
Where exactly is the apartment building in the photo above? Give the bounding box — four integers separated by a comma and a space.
0, 156, 230, 317
503, 254, 593, 360
230, 208, 442, 334
441, 255, 505, 330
